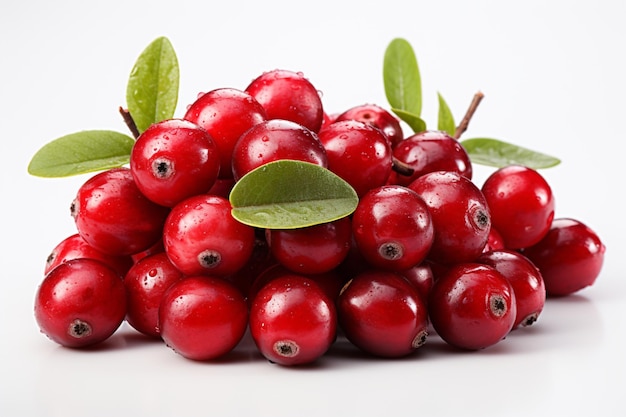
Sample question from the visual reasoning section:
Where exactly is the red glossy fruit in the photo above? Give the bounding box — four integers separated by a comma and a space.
523, 218, 605, 296
399, 262, 435, 306
130, 118, 220, 207
34, 258, 127, 348
428, 263, 516, 350
477, 249, 546, 328
337, 270, 429, 357
334, 103, 404, 147
249, 274, 337, 366
245, 69, 324, 133
123, 252, 184, 337
481, 165, 555, 249
71, 167, 169, 256
158, 276, 248, 361
184, 88, 267, 179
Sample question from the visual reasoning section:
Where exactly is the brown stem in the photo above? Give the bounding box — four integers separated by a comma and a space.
391, 157, 415, 177
454, 91, 484, 139
119, 106, 140, 139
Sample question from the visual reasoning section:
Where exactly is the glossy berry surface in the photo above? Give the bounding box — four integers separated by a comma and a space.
123, 252, 184, 337
245, 69, 324, 133
481, 165, 555, 249
231, 119, 328, 180
399, 262, 435, 306
249, 274, 337, 366
408, 171, 491, 264
318, 120, 393, 197
337, 270, 429, 358
523, 218, 605, 296
477, 249, 546, 328
266, 217, 352, 275
334, 103, 404, 147
184, 88, 267, 179
388, 130, 473, 186
71, 167, 169, 256
130, 118, 220, 207
352, 185, 434, 271
158, 276, 248, 361
34, 258, 127, 348
428, 263, 516, 350
163, 194, 255, 277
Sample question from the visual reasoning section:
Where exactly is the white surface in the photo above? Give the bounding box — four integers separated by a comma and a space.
2, 1, 625, 416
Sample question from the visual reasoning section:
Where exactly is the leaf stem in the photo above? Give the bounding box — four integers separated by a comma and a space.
118, 107, 141, 139
391, 157, 415, 177
454, 91, 484, 139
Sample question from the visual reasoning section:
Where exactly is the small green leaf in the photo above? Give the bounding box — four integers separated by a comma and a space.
461, 137, 561, 169
28, 130, 135, 177
229, 160, 359, 229
126, 36, 179, 133
383, 38, 422, 117
437, 92, 456, 136
391, 108, 427, 133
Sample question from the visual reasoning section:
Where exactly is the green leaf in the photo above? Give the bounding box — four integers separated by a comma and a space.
28, 130, 135, 177
391, 107, 427, 133
383, 38, 422, 117
461, 137, 561, 169
437, 92, 456, 136
126, 36, 179, 133
229, 160, 359, 229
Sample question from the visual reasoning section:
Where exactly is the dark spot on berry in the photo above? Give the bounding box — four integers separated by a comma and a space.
69, 199, 78, 218
378, 242, 403, 261
68, 319, 92, 339
489, 294, 507, 317
152, 158, 174, 179
521, 312, 539, 327
412, 329, 428, 348
274, 340, 299, 357
198, 250, 221, 269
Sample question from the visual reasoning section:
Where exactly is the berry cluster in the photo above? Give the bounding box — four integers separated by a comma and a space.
34, 67, 605, 366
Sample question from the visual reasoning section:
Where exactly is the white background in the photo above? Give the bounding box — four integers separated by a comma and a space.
1, 1, 625, 416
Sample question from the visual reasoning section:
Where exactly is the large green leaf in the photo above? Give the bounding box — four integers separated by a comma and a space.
384, 38, 422, 119
27, 130, 135, 177
126, 36, 179, 133
437, 92, 456, 136
229, 160, 359, 229
461, 137, 561, 169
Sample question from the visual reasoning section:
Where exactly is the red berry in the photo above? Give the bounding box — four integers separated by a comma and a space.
249, 274, 337, 365
71, 167, 169, 256
158, 276, 248, 361
428, 263, 516, 350
318, 120, 392, 197
245, 69, 324, 133
481, 165, 555, 249
163, 194, 256, 277
477, 249, 546, 328
399, 262, 435, 306
231, 119, 328, 180
130, 119, 220, 207
265, 217, 352, 275
184, 88, 267, 179
123, 252, 184, 337
334, 103, 404, 147
34, 258, 127, 348
352, 185, 434, 271
337, 270, 429, 357
482, 226, 506, 253
408, 171, 491, 264
523, 218, 605, 296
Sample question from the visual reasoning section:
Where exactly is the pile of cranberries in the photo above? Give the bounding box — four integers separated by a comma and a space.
34, 69, 606, 365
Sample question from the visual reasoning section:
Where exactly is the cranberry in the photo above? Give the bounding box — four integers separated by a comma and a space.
130, 119, 220, 207
334, 103, 404, 147
265, 217, 352, 275
158, 276, 248, 361
245, 69, 324, 133
123, 252, 184, 337
231, 119, 328, 180
477, 249, 546, 328
184, 88, 267, 179
388, 130, 473, 186
163, 194, 256, 277
71, 167, 169, 256
352, 185, 434, 271
408, 171, 491, 264
318, 120, 393, 197
428, 263, 516, 350
481, 165, 555, 249
482, 226, 506, 253
224, 236, 275, 298
45, 233, 133, 277
337, 270, 429, 357
523, 218, 605, 296
34, 258, 127, 348
249, 274, 337, 365
399, 262, 435, 306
